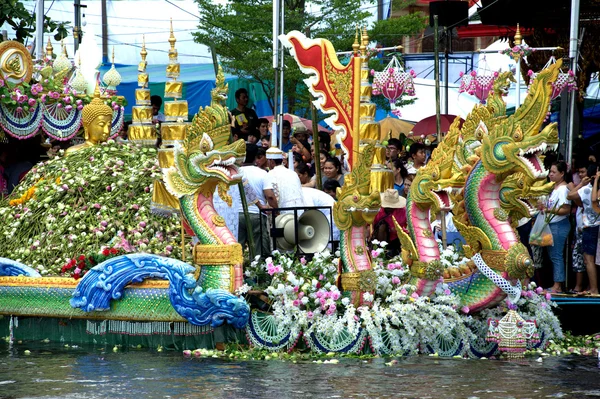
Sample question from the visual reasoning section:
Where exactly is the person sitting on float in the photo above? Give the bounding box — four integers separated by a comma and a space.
372, 189, 408, 256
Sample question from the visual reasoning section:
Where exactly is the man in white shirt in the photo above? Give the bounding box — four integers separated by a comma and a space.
238, 144, 271, 257
263, 147, 305, 212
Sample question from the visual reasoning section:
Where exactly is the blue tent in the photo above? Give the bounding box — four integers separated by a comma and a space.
98, 64, 274, 119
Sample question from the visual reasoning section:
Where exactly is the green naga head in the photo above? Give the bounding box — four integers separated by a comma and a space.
410, 142, 464, 216
481, 119, 558, 180
333, 144, 381, 230
499, 172, 554, 221
163, 103, 246, 205
480, 61, 563, 180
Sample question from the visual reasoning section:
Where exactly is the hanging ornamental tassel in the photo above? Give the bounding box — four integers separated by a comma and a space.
371, 56, 417, 117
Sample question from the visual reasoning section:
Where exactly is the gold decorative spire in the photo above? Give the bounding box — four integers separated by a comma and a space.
140, 35, 148, 66
168, 18, 178, 61
352, 26, 360, 55
46, 38, 54, 59
61, 39, 68, 57
514, 23, 522, 46
359, 26, 367, 57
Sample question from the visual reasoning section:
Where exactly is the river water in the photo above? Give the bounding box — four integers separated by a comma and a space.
1, 342, 599, 399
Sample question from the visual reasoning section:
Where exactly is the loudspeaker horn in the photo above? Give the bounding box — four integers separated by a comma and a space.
274, 210, 330, 253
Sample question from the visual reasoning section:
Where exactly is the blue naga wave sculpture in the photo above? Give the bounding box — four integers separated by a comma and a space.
0, 257, 42, 277
70, 253, 250, 329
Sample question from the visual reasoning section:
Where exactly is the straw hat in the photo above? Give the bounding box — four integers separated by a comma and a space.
380, 189, 406, 209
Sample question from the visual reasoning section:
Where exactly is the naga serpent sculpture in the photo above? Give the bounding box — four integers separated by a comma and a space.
447, 61, 561, 311
334, 143, 382, 306
394, 61, 561, 311
69, 72, 250, 328
395, 125, 465, 297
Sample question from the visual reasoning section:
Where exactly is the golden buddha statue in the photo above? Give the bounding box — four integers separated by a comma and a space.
66, 87, 113, 155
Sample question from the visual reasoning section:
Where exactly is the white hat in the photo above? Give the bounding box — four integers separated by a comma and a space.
380, 189, 406, 209
266, 146, 284, 160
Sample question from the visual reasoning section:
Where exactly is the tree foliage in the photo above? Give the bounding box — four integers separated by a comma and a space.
1, 0, 71, 43
193, 0, 426, 116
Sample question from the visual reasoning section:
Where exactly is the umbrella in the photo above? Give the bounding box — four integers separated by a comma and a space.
411, 114, 464, 137
378, 117, 415, 141
262, 114, 331, 133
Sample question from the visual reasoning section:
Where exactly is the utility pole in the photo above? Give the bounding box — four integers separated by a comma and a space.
101, 0, 108, 64
73, 0, 87, 54
35, 0, 44, 59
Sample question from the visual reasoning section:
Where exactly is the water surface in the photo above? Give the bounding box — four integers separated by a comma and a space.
1, 342, 599, 399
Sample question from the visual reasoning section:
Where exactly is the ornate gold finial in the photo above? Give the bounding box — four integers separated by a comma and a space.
46, 37, 54, 59
168, 18, 178, 60
141, 35, 148, 62
361, 26, 369, 47
111, 46, 115, 64
93, 83, 101, 98
359, 26, 367, 56
514, 23, 522, 46
61, 39, 68, 57
352, 26, 360, 55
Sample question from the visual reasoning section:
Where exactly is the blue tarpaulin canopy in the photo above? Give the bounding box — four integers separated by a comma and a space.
98, 63, 274, 119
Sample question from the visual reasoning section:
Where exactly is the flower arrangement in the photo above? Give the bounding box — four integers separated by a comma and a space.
480, 281, 563, 348
61, 246, 122, 279
500, 44, 535, 59
0, 60, 126, 115
245, 242, 475, 355
528, 68, 577, 101
0, 140, 185, 275
458, 70, 499, 104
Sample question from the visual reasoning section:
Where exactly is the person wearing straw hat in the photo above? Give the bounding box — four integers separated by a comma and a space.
263, 146, 305, 214
372, 189, 408, 256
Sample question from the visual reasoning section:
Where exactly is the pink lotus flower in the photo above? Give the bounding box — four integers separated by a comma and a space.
307, 311, 314, 319
65, 105, 73, 112
292, 300, 300, 307
391, 276, 401, 285
28, 98, 36, 107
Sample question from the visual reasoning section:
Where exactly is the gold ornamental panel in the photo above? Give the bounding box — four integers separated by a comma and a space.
0, 41, 33, 85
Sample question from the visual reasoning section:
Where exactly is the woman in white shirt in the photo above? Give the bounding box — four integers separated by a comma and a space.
540, 161, 572, 293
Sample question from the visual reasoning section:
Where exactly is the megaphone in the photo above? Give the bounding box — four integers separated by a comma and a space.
274, 210, 330, 253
